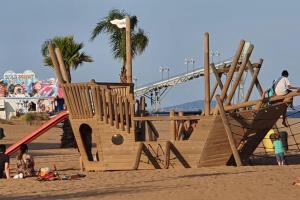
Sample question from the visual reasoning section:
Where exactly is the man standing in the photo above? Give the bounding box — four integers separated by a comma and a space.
0, 144, 10, 179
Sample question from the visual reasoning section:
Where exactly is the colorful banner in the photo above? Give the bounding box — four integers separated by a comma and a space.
1, 70, 63, 98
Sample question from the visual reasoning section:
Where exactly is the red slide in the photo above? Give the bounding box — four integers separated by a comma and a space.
5, 110, 69, 156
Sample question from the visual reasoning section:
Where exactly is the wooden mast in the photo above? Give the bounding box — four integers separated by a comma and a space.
213, 40, 245, 115
125, 16, 132, 84
204, 32, 210, 116
224, 44, 254, 105
48, 44, 64, 84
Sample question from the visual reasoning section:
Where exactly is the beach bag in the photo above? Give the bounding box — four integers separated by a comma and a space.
37, 166, 59, 181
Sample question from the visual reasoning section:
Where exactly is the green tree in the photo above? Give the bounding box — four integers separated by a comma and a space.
41, 35, 93, 83
91, 9, 149, 83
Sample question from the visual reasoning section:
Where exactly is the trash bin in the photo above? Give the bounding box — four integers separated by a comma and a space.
280, 131, 288, 151
263, 129, 275, 152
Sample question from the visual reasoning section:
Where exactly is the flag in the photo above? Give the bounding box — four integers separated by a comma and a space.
110, 18, 126, 28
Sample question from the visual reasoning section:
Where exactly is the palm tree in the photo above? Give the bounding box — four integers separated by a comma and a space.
41, 35, 93, 83
91, 9, 149, 83
41, 36, 93, 148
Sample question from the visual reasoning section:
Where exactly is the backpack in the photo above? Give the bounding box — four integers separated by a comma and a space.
266, 77, 282, 98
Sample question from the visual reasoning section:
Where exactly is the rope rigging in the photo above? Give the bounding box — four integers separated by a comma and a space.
226, 108, 300, 157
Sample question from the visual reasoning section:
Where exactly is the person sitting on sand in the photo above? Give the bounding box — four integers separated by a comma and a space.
273, 133, 286, 166
15, 144, 35, 178
0, 144, 10, 179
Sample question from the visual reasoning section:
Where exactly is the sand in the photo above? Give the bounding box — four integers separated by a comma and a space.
1, 119, 300, 200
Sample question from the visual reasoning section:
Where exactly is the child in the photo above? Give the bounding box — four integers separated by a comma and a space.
273, 133, 286, 166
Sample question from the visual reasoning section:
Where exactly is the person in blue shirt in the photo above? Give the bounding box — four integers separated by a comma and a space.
273, 133, 286, 166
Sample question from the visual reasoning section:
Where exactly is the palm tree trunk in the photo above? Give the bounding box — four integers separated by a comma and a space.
61, 118, 76, 148
120, 62, 127, 83
61, 67, 75, 148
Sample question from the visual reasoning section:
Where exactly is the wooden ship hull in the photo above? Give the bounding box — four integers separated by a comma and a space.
61, 83, 288, 171
48, 30, 300, 171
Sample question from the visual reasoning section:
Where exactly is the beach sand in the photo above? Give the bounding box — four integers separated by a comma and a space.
1, 119, 300, 200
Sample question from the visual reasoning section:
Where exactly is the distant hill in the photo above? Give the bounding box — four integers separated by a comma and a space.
162, 100, 216, 112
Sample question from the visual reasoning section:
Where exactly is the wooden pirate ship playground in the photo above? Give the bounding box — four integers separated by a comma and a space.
48, 31, 300, 171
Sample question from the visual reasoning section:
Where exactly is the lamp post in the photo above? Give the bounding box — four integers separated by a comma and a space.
184, 58, 189, 73
210, 50, 221, 63
185, 58, 196, 73
190, 58, 195, 71
159, 67, 170, 80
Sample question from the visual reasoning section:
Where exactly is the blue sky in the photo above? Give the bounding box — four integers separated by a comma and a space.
1, 0, 300, 106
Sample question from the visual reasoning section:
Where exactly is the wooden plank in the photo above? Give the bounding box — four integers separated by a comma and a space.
107, 90, 114, 126
216, 95, 242, 166
225, 44, 254, 105
113, 94, 119, 129
80, 84, 89, 117
170, 111, 176, 140
211, 63, 223, 90
133, 116, 202, 121
130, 100, 135, 133
48, 44, 64, 84
133, 142, 143, 169
124, 98, 130, 133
170, 143, 191, 168
210, 80, 219, 102
97, 87, 103, 121
119, 97, 125, 131
84, 85, 93, 117
101, 88, 108, 123
62, 86, 75, 118
54, 47, 70, 83
70, 85, 82, 118
165, 141, 171, 168
213, 40, 245, 115
204, 32, 210, 116
91, 86, 100, 117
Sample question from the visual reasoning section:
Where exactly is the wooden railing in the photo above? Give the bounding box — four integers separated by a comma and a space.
62, 82, 135, 133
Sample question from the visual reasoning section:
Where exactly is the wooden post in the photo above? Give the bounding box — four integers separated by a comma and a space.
170, 110, 176, 141
133, 142, 144, 169
244, 68, 260, 102
107, 90, 114, 126
54, 48, 70, 83
164, 141, 171, 169
48, 44, 64, 84
101, 89, 108, 124
225, 44, 254, 105
119, 97, 125, 131
125, 16, 132, 83
204, 32, 210, 116
213, 40, 245, 115
216, 95, 242, 166
210, 80, 219, 102
210, 63, 223, 90
124, 98, 130, 133
113, 94, 119, 129
248, 59, 264, 96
